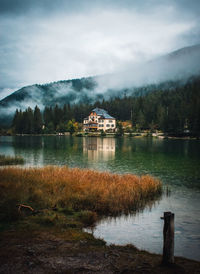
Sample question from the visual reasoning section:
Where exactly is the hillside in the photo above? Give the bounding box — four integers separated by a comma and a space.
0, 44, 200, 127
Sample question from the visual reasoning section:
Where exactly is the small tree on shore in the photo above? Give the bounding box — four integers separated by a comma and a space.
116, 121, 124, 136
67, 119, 78, 135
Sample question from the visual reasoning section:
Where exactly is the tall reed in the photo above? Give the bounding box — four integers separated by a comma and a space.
0, 166, 162, 220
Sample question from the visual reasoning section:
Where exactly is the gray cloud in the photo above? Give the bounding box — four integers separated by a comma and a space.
0, 0, 200, 100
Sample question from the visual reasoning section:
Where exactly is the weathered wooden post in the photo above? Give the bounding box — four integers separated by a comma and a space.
161, 211, 174, 265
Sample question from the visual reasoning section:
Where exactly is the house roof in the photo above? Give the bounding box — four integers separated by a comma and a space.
92, 108, 115, 119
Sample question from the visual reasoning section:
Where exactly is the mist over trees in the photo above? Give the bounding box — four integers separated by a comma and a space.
12, 76, 200, 137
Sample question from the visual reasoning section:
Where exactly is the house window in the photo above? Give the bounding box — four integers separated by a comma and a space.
106, 124, 110, 127
111, 124, 114, 127
109, 120, 113, 123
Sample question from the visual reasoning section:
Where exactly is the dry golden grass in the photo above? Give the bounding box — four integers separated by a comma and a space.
0, 166, 162, 220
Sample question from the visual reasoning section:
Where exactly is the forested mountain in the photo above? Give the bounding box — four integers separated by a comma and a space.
12, 75, 200, 136
0, 44, 200, 128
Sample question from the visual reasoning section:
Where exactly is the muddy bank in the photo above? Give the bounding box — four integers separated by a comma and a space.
0, 228, 200, 274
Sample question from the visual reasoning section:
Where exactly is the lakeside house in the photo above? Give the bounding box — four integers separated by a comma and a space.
83, 108, 116, 132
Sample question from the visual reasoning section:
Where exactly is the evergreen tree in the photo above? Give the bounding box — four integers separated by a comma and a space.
43, 106, 53, 127
10, 75, 200, 137
26, 107, 34, 134
54, 104, 62, 129
63, 104, 68, 123
33, 106, 43, 134
137, 110, 145, 130
12, 109, 23, 134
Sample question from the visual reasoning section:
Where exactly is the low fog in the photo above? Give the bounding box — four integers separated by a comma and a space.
0, 0, 200, 100
95, 44, 200, 93
0, 42, 200, 124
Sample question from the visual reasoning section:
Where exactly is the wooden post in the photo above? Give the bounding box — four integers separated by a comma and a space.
161, 211, 174, 265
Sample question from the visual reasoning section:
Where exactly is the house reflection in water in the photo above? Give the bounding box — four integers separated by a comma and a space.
83, 137, 116, 161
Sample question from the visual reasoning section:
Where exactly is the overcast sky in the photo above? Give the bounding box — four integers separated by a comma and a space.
0, 0, 200, 99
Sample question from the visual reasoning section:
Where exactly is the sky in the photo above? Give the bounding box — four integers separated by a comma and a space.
0, 0, 200, 100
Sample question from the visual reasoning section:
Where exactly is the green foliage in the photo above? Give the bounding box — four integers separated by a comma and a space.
12, 109, 23, 134
100, 130, 106, 137
76, 133, 83, 137
67, 119, 77, 135
43, 106, 53, 127
33, 106, 43, 134
42, 122, 55, 134
56, 122, 67, 133
137, 110, 145, 130
116, 121, 124, 136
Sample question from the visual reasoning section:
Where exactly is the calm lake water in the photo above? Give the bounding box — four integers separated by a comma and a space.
0, 135, 200, 261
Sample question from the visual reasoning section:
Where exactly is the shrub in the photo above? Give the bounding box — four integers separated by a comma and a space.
78, 210, 98, 226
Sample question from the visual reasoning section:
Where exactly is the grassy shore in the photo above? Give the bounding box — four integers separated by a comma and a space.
0, 154, 24, 165
0, 166, 161, 219
0, 167, 199, 273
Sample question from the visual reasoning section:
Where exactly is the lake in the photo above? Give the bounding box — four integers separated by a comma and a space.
0, 135, 200, 261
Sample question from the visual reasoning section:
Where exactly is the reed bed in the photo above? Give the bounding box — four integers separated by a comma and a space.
0, 166, 162, 221
0, 154, 24, 165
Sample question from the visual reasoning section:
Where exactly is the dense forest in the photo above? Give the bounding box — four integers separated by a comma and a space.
12, 76, 200, 137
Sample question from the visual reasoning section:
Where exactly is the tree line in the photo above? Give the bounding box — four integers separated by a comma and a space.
95, 76, 200, 136
12, 76, 200, 136
12, 105, 79, 134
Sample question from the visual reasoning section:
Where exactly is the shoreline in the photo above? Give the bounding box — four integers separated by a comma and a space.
0, 133, 199, 140
1, 227, 200, 273
0, 167, 199, 272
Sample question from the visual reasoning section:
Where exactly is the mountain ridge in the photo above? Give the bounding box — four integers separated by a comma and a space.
0, 43, 200, 127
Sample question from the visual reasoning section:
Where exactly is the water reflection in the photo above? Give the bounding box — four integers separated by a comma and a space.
0, 136, 200, 260
83, 137, 116, 161
88, 188, 200, 261
9, 136, 84, 167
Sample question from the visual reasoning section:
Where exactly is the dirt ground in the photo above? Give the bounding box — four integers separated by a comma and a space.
0, 230, 200, 274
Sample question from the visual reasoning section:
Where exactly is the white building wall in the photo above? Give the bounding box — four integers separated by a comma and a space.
83, 111, 116, 131
98, 118, 116, 131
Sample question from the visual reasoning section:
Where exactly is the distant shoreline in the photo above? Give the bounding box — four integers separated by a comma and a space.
0, 132, 199, 140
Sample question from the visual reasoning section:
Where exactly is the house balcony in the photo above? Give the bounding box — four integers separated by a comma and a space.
84, 122, 98, 131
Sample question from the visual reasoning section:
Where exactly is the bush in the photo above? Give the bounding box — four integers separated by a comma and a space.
78, 210, 98, 226
76, 133, 83, 137
100, 130, 106, 137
